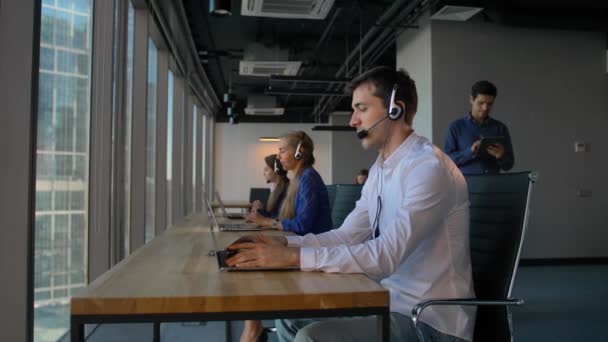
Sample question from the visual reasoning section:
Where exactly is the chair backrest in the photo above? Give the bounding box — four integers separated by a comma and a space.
466, 171, 535, 341
249, 188, 270, 206
326, 184, 337, 210
330, 184, 363, 228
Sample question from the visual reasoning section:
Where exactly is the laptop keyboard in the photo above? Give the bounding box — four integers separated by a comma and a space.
216, 249, 236, 268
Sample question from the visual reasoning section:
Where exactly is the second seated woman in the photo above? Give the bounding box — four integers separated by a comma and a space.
250, 153, 289, 219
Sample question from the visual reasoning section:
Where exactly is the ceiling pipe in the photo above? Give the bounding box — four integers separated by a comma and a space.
284, 8, 343, 107
311, 0, 413, 118
313, 0, 429, 119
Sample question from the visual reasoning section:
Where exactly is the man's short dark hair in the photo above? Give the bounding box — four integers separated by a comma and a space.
471, 80, 497, 98
346, 66, 418, 125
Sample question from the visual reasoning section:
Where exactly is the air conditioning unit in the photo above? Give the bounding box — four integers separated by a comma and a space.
241, 0, 334, 19
244, 95, 285, 116
244, 107, 285, 116
239, 61, 302, 77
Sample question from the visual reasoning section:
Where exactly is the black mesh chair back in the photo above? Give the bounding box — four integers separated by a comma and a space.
466, 171, 535, 341
249, 188, 270, 207
412, 171, 535, 342
331, 184, 363, 228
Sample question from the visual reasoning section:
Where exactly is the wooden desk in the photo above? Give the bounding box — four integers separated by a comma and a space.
70, 219, 390, 341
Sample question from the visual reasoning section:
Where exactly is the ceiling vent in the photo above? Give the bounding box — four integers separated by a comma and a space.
239, 61, 302, 77
244, 108, 285, 115
244, 95, 285, 116
431, 5, 483, 21
241, 0, 334, 19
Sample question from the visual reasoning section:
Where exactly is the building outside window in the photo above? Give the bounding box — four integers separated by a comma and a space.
35, 0, 93, 340
145, 38, 158, 243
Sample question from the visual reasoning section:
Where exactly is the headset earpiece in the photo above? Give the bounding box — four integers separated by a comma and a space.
274, 158, 279, 173
388, 84, 403, 120
294, 141, 303, 160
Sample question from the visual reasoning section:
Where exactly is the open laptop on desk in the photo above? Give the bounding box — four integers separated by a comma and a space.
214, 191, 245, 219
205, 199, 298, 271
205, 196, 264, 231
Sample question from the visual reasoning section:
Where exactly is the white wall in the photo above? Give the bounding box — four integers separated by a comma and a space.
330, 113, 378, 184
396, 15, 433, 141
397, 18, 608, 259
215, 123, 332, 201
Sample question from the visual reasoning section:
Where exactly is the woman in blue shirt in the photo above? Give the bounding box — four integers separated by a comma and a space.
250, 153, 289, 218
240, 131, 333, 342
245, 130, 333, 235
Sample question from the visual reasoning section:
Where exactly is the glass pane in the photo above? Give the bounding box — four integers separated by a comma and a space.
145, 38, 158, 243
34, 0, 93, 340
192, 105, 197, 211
202, 114, 206, 195
166, 71, 174, 227
123, 0, 135, 255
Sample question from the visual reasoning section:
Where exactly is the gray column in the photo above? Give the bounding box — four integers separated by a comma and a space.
88, 0, 115, 282
0, 1, 38, 340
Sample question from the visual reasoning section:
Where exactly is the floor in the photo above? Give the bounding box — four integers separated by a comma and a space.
53, 264, 608, 342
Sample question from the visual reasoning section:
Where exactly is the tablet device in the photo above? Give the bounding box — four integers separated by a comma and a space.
477, 136, 506, 159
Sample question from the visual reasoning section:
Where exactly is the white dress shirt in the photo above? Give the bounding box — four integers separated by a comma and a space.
287, 132, 476, 341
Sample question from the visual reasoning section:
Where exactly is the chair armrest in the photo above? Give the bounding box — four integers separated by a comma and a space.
411, 298, 524, 342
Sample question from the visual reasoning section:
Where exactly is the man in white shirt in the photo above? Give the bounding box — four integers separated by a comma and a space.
227, 66, 475, 342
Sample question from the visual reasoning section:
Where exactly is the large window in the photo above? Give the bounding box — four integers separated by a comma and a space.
35, 0, 93, 340
192, 104, 197, 211
166, 70, 174, 227
145, 38, 158, 242
202, 113, 207, 197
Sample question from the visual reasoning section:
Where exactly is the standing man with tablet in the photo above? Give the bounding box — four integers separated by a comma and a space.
444, 80, 514, 175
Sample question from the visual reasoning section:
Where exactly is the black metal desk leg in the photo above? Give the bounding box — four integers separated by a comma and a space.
153, 322, 161, 342
71, 317, 84, 342
225, 321, 232, 342
379, 311, 390, 342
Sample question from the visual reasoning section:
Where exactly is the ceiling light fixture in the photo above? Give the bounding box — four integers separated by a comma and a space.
210, 0, 232, 16
259, 137, 280, 142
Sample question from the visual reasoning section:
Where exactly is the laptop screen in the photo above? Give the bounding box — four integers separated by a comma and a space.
204, 194, 219, 231
214, 191, 229, 217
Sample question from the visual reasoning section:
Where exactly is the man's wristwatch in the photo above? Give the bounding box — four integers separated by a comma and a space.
271, 219, 279, 229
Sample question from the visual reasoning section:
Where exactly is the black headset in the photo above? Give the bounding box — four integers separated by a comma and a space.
387, 84, 405, 121
294, 141, 303, 160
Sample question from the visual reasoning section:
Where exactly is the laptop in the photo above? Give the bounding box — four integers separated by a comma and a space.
214, 191, 245, 220
216, 249, 300, 272
204, 199, 298, 272
205, 195, 264, 231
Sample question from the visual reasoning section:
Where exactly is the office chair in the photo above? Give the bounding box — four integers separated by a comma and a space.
326, 184, 337, 210
411, 171, 537, 342
331, 184, 363, 228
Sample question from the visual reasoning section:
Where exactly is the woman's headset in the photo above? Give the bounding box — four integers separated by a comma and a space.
294, 141, 303, 160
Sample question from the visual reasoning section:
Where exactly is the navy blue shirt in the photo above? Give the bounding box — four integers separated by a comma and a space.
444, 114, 514, 175
281, 167, 333, 235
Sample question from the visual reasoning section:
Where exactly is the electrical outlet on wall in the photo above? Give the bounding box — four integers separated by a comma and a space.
574, 141, 588, 152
